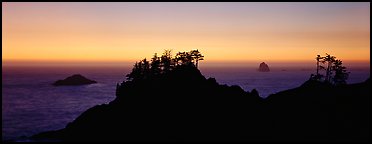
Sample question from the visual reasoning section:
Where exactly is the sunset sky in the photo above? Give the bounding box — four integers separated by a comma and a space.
2, 2, 370, 66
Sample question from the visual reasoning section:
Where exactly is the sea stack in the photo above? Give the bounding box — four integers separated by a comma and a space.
53, 74, 97, 86
258, 62, 270, 72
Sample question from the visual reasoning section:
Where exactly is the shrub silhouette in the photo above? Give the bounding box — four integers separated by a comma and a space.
126, 49, 204, 82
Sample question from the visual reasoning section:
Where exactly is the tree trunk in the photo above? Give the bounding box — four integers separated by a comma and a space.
316, 61, 319, 76
196, 59, 199, 68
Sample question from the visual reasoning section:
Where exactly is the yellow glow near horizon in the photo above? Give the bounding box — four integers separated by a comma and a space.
2, 2, 370, 64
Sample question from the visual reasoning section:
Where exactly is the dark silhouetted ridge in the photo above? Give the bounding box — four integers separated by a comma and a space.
32, 65, 264, 142
264, 78, 370, 142
32, 66, 369, 142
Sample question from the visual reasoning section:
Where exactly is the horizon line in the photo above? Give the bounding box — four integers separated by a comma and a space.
3, 59, 370, 63
2, 59, 370, 68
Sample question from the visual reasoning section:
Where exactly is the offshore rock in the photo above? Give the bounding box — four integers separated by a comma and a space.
258, 62, 270, 72
53, 74, 97, 86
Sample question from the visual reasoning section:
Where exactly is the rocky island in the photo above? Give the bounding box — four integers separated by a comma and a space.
258, 62, 270, 72
31, 51, 369, 142
53, 74, 97, 86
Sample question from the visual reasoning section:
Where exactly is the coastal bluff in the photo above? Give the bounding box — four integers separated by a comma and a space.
32, 65, 370, 142
31, 50, 369, 142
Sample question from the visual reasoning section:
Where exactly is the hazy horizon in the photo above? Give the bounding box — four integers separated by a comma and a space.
2, 59, 370, 68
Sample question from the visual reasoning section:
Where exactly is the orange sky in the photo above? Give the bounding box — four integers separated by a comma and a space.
2, 2, 370, 65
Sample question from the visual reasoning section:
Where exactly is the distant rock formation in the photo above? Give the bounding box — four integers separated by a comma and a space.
53, 74, 97, 86
258, 62, 270, 72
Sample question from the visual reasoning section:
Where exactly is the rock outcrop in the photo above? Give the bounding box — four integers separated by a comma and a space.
33, 66, 369, 142
258, 62, 270, 72
33, 65, 264, 142
53, 74, 97, 86
264, 78, 370, 142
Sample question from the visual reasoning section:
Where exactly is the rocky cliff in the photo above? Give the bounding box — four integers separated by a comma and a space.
33, 66, 370, 142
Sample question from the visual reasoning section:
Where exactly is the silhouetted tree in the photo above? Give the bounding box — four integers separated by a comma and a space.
190, 49, 204, 68
311, 53, 349, 85
175, 51, 189, 66
126, 62, 140, 80
323, 53, 336, 82
332, 59, 349, 85
150, 53, 161, 76
161, 49, 173, 73
125, 49, 204, 81
185, 51, 193, 66
316, 55, 322, 76
175, 50, 204, 67
142, 58, 150, 79
125, 58, 150, 80
311, 55, 325, 81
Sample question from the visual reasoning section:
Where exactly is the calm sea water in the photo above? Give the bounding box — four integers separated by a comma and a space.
2, 65, 370, 141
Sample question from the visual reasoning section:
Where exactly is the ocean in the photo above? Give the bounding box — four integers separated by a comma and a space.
2, 65, 370, 141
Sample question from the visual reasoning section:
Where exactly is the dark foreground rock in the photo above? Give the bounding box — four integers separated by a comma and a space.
53, 74, 97, 86
264, 78, 370, 142
33, 66, 369, 142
